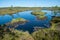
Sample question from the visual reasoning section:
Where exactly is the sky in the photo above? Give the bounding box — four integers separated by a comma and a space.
0, 0, 60, 7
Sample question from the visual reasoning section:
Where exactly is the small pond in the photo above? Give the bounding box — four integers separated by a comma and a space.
0, 10, 60, 33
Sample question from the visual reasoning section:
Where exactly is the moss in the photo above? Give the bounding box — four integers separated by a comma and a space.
31, 11, 46, 15
32, 16, 60, 40
31, 11, 47, 20
11, 18, 27, 24
51, 17, 60, 23
37, 15, 47, 20
32, 29, 60, 40
5, 18, 28, 28
1, 29, 34, 40
0, 24, 34, 40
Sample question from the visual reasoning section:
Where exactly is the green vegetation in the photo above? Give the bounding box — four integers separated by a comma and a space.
32, 15, 60, 40
32, 29, 60, 40
42, 6, 60, 15
0, 16, 60, 40
5, 18, 28, 28
51, 6, 60, 16
32, 17, 60, 40
31, 11, 47, 20
10, 18, 27, 24
31, 11, 46, 15
0, 7, 41, 15
32, 23, 60, 40
50, 17, 60, 30
0, 25, 34, 40
51, 17, 60, 23
0, 7, 60, 40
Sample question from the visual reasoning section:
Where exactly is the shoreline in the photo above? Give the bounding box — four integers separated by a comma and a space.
0, 7, 41, 15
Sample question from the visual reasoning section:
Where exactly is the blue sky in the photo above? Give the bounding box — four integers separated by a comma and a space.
0, 0, 60, 7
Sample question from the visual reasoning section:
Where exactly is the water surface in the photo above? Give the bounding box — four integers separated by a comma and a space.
0, 10, 59, 33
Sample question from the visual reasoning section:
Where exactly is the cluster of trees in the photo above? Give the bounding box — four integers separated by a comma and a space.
42, 6, 60, 16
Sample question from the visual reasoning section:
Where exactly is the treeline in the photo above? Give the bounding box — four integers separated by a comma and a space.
42, 6, 60, 10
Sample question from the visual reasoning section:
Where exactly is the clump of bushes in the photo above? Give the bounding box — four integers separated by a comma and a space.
1, 30, 34, 40
31, 11, 47, 20
0, 23, 60, 40
32, 29, 60, 40
0, 24, 34, 40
